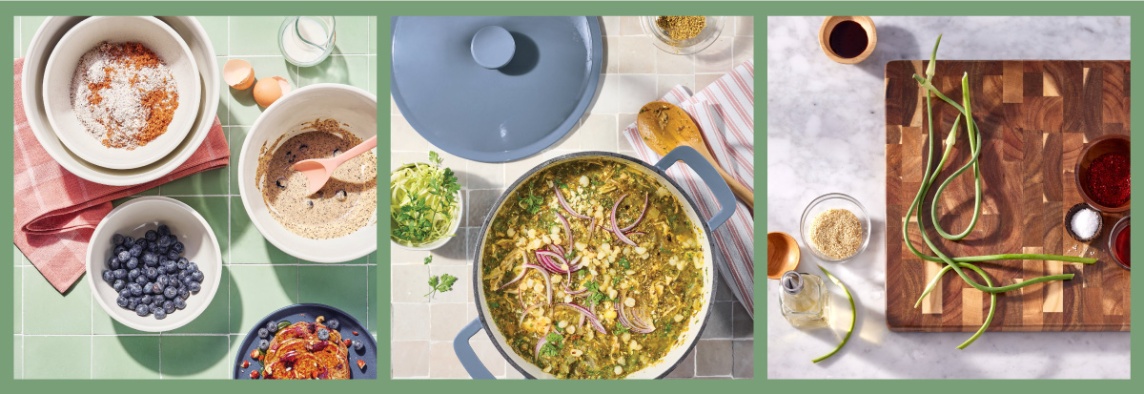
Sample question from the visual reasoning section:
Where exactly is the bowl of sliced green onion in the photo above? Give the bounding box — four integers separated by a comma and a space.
390, 152, 464, 251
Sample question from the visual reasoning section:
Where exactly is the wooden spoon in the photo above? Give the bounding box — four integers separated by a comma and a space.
291, 135, 378, 195
637, 101, 754, 213
767, 232, 801, 279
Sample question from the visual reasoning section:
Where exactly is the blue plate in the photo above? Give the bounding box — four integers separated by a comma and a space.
233, 303, 376, 379
391, 17, 604, 163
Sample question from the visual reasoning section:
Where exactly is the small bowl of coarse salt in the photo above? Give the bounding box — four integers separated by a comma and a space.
43, 16, 201, 170
1065, 203, 1103, 243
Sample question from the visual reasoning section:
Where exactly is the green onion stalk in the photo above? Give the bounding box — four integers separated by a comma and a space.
902, 36, 1096, 348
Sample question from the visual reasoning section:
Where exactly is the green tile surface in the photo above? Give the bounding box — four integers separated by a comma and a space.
24, 336, 90, 379
13, 16, 377, 379
92, 336, 161, 379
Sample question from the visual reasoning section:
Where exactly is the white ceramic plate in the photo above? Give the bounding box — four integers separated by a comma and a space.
86, 197, 222, 332
237, 84, 378, 263
22, 16, 219, 186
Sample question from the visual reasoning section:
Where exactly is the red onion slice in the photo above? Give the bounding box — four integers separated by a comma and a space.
611, 194, 638, 246
537, 250, 573, 273
556, 303, 606, 333
499, 262, 544, 290
554, 186, 590, 219
535, 250, 565, 274
555, 212, 574, 250
534, 335, 548, 358
616, 299, 655, 334
619, 193, 649, 232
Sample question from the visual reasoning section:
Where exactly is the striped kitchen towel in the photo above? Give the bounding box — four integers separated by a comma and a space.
13, 58, 230, 294
622, 60, 755, 318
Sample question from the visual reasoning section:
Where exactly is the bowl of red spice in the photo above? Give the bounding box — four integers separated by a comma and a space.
43, 16, 201, 170
1076, 134, 1130, 213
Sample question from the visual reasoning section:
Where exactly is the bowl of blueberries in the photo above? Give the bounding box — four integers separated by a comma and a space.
86, 196, 222, 332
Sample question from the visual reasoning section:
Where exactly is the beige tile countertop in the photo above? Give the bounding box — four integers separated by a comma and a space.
390, 16, 754, 380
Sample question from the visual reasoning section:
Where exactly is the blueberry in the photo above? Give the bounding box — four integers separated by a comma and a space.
116, 295, 129, 308
129, 244, 143, 257
117, 250, 131, 263
182, 275, 196, 286
163, 301, 175, 314
175, 298, 187, 310
266, 320, 279, 333
164, 286, 178, 299
167, 251, 179, 261
102, 269, 115, 284
148, 243, 159, 253
158, 224, 170, 236
158, 235, 173, 248
259, 339, 270, 351
145, 256, 158, 268
352, 340, 363, 351
142, 252, 156, 265
327, 319, 340, 330
128, 270, 141, 282
172, 242, 185, 254
258, 328, 269, 339
191, 270, 204, 283
187, 262, 198, 272
112, 279, 126, 292
317, 328, 330, 341
125, 257, 139, 270
156, 275, 169, 288
153, 309, 167, 320
178, 288, 190, 300
176, 259, 187, 270
127, 298, 139, 310
145, 230, 158, 241
119, 288, 132, 299
163, 260, 177, 272
188, 282, 201, 293
113, 269, 127, 280
135, 303, 150, 317
108, 255, 122, 270
141, 295, 153, 305
129, 283, 142, 296
112, 234, 125, 246
145, 267, 159, 280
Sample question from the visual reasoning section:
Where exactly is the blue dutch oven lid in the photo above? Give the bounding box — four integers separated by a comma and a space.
391, 16, 604, 163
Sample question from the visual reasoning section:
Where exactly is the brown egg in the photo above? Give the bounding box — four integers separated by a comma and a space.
223, 59, 255, 90
253, 76, 291, 108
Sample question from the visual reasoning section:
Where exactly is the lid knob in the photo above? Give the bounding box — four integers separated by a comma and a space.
471, 26, 516, 69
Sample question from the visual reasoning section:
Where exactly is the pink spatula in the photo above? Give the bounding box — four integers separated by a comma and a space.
291, 135, 378, 195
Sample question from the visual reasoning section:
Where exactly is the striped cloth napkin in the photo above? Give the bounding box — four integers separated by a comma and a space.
622, 60, 755, 317
12, 59, 231, 294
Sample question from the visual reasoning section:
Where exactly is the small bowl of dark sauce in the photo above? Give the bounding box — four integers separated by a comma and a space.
818, 16, 877, 64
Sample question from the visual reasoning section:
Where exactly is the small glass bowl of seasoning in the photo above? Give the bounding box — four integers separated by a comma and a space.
640, 16, 724, 55
1065, 203, 1102, 242
1076, 134, 1130, 213
1108, 215, 1130, 270
800, 193, 871, 263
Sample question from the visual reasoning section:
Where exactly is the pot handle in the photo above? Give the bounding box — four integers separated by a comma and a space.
454, 318, 497, 380
655, 146, 736, 231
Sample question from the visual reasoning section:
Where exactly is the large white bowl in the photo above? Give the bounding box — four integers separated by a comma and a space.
44, 16, 201, 170
86, 197, 222, 332
22, 16, 219, 185
237, 84, 378, 263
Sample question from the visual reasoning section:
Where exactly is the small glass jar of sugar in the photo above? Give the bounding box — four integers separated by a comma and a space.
279, 17, 336, 67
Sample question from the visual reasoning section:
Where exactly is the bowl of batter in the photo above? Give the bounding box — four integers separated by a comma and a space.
237, 84, 377, 263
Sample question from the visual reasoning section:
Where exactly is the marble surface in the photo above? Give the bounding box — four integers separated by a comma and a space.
391, 16, 755, 379
766, 16, 1130, 379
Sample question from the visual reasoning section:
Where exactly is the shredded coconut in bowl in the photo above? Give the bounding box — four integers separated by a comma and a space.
70, 41, 179, 150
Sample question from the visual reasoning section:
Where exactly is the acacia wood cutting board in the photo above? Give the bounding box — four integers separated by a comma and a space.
885, 60, 1130, 332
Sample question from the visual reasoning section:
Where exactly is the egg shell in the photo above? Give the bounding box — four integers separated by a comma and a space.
223, 59, 255, 90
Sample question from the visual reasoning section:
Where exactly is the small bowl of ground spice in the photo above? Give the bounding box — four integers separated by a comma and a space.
1076, 134, 1130, 213
43, 16, 201, 170
641, 16, 724, 55
800, 193, 871, 262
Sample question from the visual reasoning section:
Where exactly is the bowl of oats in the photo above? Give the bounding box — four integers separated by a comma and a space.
43, 16, 201, 170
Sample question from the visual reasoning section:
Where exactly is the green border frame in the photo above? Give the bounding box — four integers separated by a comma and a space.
0, 0, 1138, 389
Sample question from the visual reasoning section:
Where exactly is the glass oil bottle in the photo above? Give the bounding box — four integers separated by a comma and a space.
778, 271, 830, 329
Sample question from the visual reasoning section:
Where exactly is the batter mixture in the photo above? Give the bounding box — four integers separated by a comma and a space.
256, 119, 377, 239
